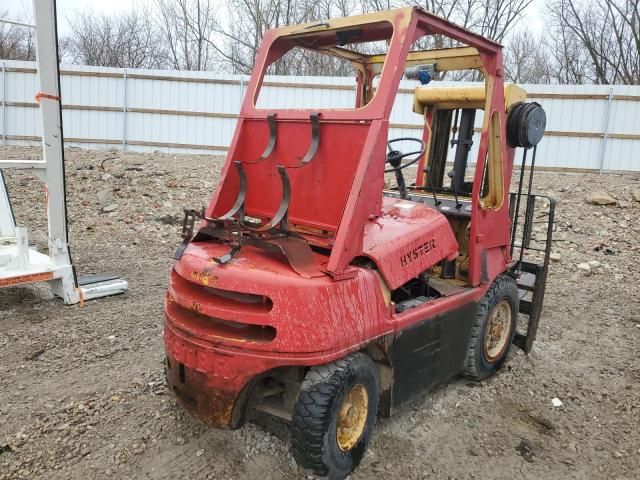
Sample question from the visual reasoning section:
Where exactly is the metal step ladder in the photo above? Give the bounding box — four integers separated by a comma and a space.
0, 0, 127, 304
509, 146, 556, 352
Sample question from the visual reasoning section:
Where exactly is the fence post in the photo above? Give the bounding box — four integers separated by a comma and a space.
1, 62, 6, 145
598, 86, 614, 173
238, 77, 245, 107
122, 69, 127, 150
234, 77, 245, 152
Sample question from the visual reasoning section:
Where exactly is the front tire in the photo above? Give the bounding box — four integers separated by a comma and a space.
464, 275, 518, 381
290, 353, 379, 480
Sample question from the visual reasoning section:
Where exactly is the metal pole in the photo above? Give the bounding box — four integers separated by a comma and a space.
510, 148, 528, 258
34, 0, 71, 262
451, 109, 475, 193
122, 69, 127, 150
2, 62, 6, 145
0, 18, 35, 28
598, 86, 614, 174
36, 0, 81, 303
519, 145, 538, 268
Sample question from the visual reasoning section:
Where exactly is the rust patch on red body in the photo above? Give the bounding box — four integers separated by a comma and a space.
190, 269, 218, 287
165, 351, 239, 428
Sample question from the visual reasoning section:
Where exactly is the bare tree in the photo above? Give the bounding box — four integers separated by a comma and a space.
215, 0, 304, 74
401, 0, 534, 45
362, 0, 535, 80
154, 0, 219, 71
547, 0, 640, 84
37, 0, 629, 87
215, 0, 371, 75
503, 28, 551, 83
66, 8, 167, 68
0, 9, 35, 61
545, 14, 593, 84
470, 0, 534, 42
275, 0, 375, 76
212, 0, 537, 76
360, 0, 397, 11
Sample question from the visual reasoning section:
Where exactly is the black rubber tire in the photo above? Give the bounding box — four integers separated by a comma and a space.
464, 275, 519, 381
290, 353, 379, 480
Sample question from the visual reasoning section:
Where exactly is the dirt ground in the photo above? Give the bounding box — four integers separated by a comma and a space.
0, 145, 639, 480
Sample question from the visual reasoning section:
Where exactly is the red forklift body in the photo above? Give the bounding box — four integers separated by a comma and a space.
164, 6, 553, 442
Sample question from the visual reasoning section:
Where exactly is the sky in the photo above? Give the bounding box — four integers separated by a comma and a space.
7, 0, 133, 17
5, 0, 134, 33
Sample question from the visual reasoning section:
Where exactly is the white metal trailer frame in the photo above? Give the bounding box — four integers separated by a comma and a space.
0, 0, 127, 304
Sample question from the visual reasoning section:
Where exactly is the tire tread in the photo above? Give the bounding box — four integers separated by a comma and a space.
290, 353, 374, 477
464, 274, 518, 381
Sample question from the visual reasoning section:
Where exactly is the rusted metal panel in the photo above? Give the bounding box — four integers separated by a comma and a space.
165, 352, 241, 429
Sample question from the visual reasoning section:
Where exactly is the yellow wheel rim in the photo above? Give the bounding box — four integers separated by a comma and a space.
483, 299, 512, 361
336, 384, 369, 451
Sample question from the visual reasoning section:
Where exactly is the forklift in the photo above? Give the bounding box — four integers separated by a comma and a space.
164, 7, 554, 479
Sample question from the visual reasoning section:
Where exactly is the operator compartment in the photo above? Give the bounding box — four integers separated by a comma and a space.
383, 77, 527, 287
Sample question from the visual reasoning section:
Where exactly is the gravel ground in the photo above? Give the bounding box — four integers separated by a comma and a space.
0, 145, 639, 480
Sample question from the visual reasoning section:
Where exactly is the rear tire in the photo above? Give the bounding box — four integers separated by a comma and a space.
290, 353, 379, 480
464, 275, 518, 381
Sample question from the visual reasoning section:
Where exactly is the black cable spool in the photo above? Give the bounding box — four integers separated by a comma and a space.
506, 102, 546, 149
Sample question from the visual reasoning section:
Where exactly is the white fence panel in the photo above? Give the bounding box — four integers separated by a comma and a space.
1, 60, 639, 171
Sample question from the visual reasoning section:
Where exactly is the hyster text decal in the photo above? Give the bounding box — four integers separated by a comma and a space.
400, 239, 436, 267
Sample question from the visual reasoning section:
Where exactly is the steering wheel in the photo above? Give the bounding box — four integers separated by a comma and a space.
385, 137, 426, 173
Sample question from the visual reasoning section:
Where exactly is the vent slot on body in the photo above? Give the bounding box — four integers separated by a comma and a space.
174, 270, 273, 315
166, 299, 276, 344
